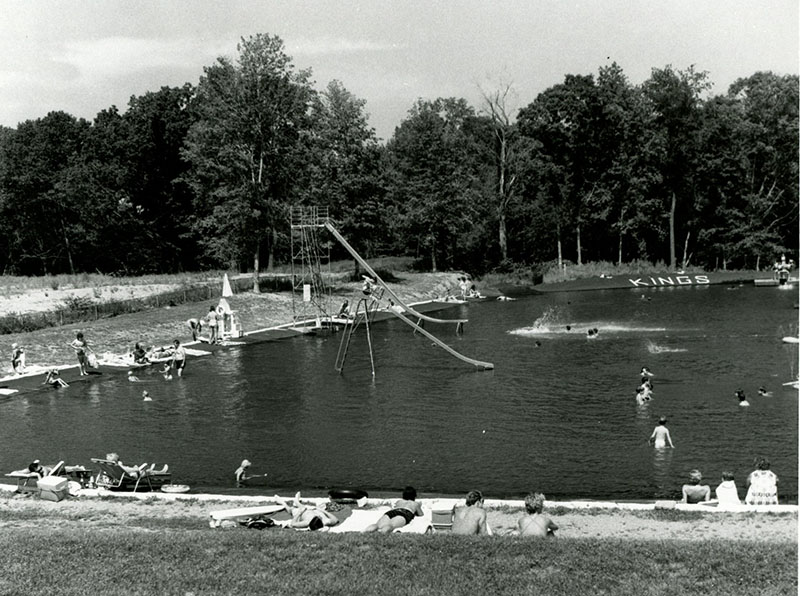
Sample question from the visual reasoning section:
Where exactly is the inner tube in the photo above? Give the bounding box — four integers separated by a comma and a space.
161, 484, 191, 494
328, 488, 368, 503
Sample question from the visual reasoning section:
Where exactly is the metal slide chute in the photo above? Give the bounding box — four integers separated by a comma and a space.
324, 221, 493, 371
324, 222, 467, 326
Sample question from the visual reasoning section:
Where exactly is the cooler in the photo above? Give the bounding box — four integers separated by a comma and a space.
37, 476, 69, 502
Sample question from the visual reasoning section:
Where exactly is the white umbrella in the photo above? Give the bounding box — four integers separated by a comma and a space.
222, 273, 233, 298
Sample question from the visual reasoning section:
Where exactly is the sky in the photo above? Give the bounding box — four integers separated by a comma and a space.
1, 0, 797, 141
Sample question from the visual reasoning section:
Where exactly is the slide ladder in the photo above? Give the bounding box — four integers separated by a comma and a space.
325, 221, 493, 372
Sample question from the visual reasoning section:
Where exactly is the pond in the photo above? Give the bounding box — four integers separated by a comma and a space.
2, 283, 797, 502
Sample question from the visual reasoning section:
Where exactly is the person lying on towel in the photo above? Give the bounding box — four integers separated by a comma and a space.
363, 486, 424, 533
274, 492, 339, 531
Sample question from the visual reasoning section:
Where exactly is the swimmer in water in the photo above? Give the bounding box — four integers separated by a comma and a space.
636, 387, 650, 405
640, 366, 654, 377
758, 386, 772, 397
648, 416, 674, 448
161, 363, 173, 381
127, 371, 140, 382
736, 389, 749, 407
142, 390, 152, 401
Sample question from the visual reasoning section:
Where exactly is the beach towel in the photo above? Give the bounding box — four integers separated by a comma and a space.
328, 507, 433, 534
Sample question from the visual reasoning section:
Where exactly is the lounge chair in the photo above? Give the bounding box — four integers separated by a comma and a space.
90, 458, 172, 492
4, 460, 64, 494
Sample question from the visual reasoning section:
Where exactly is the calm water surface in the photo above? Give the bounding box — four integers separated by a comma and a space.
2, 284, 797, 501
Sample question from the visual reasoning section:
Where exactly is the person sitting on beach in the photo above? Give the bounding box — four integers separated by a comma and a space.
106, 452, 141, 477
337, 300, 350, 318
452, 490, 492, 535
11, 342, 25, 373
715, 471, 740, 505
518, 492, 558, 537
745, 456, 778, 505
364, 486, 424, 533
131, 343, 147, 365
42, 368, 68, 388
274, 492, 339, 531
681, 469, 711, 503
736, 389, 749, 407
648, 416, 674, 448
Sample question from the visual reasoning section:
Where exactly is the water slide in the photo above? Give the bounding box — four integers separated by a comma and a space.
324, 222, 466, 325
324, 222, 494, 370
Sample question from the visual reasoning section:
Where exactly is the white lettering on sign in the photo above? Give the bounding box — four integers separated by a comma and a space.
628, 275, 713, 287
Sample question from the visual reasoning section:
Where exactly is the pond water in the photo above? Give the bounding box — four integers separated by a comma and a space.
1, 284, 797, 501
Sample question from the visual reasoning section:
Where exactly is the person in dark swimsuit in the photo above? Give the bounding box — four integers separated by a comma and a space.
364, 486, 424, 533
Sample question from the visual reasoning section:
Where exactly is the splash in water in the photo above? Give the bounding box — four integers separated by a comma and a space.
646, 340, 687, 354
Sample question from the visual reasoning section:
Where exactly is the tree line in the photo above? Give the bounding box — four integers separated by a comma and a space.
0, 34, 796, 281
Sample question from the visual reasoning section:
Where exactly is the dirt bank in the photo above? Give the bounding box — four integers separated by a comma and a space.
2, 272, 463, 371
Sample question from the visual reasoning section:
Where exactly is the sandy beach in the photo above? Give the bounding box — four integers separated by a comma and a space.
0, 485, 795, 543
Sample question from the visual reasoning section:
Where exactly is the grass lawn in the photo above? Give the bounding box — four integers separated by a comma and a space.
0, 529, 795, 596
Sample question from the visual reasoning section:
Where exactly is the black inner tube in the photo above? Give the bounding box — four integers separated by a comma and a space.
328, 488, 368, 501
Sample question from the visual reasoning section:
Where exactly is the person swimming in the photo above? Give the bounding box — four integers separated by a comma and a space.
736, 389, 750, 407
127, 371, 140, 382
142, 390, 152, 401
640, 366, 654, 377
758, 386, 772, 397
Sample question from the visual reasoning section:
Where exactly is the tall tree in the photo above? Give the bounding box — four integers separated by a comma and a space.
124, 84, 198, 272
642, 65, 710, 269
387, 98, 482, 271
301, 80, 387, 266
184, 34, 315, 289
517, 75, 603, 266
480, 84, 520, 263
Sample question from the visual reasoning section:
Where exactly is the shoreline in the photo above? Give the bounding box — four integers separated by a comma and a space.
1, 482, 795, 543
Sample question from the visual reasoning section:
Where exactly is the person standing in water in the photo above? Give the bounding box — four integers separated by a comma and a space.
648, 416, 674, 448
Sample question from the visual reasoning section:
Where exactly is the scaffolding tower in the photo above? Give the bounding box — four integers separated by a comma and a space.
290, 206, 333, 327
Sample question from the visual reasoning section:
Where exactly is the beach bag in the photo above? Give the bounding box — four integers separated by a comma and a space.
87, 353, 99, 369
244, 516, 276, 530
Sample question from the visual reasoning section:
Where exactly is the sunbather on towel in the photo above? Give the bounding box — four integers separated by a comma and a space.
364, 486, 424, 533
274, 492, 339, 531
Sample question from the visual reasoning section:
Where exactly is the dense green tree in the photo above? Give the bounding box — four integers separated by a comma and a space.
642, 65, 711, 269
0, 112, 91, 274
301, 80, 388, 265
124, 85, 198, 272
387, 98, 483, 271
183, 34, 315, 289
517, 74, 604, 266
